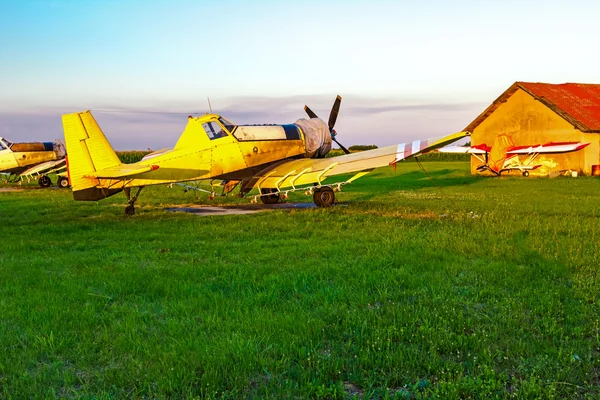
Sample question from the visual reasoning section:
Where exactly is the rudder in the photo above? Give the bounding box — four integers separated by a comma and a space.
488, 134, 515, 173
62, 111, 123, 200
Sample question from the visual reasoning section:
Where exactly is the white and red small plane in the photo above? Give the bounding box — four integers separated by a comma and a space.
439, 134, 590, 176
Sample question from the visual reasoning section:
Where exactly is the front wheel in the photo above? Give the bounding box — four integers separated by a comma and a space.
57, 176, 70, 188
38, 175, 52, 188
522, 171, 529, 177
313, 186, 335, 207
260, 188, 280, 204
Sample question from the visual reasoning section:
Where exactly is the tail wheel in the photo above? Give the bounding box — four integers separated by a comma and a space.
57, 176, 70, 188
260, 188, 280, 204
313, 186, 335, 207
522, 171, 529, 177
38, 175, 52, 188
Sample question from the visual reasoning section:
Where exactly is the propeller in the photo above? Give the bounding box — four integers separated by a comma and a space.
304, 95, 350, 154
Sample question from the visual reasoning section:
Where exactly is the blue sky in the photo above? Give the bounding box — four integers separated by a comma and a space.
1, 0, 599, 149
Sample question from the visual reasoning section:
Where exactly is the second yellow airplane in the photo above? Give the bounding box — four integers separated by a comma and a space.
62, 96, 468, 214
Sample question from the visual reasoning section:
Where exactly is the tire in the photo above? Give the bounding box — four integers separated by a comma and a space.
260, 188, 280, 205
313, 186, 335, 207
125, 205, 135, 216
57, 176, 70, 188
38, 175, 52, 188
522, 171, 529, 177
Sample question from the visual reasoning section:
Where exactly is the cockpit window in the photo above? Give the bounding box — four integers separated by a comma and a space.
0, 141, 5, 150
219, 117, 236, 133
202, 121, 228, 140
2, 139, 12, 149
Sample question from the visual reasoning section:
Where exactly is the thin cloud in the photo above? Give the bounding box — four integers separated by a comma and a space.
0, 95, 483, 149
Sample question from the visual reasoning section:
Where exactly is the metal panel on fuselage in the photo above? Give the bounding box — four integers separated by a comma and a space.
0, 149, 19, 173
211, 123, 305, 177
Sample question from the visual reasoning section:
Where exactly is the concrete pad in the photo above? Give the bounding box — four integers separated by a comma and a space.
165, 202, 316, 216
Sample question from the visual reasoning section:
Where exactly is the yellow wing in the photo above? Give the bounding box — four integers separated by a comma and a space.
19, 159, 66, 177
247, 131, 468, 190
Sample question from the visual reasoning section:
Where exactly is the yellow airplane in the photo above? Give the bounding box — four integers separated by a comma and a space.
0, 137, 68, 187
62, 96, 468, 214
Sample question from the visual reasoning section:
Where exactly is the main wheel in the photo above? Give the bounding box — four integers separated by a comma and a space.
38, 175, 52, 188
57, 176, 70, 188
313, 186, 335, 207
260, 188, 280, 205
125, 205, 135, 216
522, 171, 529, 177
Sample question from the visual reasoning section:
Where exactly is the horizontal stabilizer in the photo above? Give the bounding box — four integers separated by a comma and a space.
84, 164, 159, 179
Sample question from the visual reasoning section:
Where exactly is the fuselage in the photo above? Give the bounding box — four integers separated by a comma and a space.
0, 137, 59, 174
94, 114, 331, 189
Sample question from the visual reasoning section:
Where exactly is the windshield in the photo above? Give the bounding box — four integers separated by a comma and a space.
0, 141, 5, 150
219, 117, 236, 133
202, 121, 228, 140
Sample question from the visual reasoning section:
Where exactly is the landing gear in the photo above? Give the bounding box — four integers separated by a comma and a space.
57, 176, 70, 188
260, 188, 280, 204
313, 186, 335, 207
522, 171, 529, 177
38, 175, 52, 188
124, 186, 144, 216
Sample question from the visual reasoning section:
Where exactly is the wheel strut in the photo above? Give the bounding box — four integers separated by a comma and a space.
124, 186, 144, 215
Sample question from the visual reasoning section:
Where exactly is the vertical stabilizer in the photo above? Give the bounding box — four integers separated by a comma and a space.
62, 111, 123, 200
489, 134, 515, 173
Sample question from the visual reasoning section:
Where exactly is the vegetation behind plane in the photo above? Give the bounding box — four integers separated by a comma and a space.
116, 149, 470, 164
116, 150, 152, 164
326, 147, 470, 162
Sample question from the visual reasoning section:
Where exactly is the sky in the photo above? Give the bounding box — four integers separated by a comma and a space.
1, 0, 599, 149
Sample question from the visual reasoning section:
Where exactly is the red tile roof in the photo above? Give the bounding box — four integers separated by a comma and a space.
465, 82, 600, 133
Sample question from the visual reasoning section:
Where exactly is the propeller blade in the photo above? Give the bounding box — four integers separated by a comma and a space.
328, 95, 342, 130
333, 137, 351, 154
304, 105, 319, 119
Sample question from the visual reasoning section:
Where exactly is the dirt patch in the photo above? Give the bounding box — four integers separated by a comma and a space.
343, 382, 363, 398
165, 202, 316, 216
0, 188, 24, 193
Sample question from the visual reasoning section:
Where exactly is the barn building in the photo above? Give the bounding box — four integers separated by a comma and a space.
465, 82, 600, 176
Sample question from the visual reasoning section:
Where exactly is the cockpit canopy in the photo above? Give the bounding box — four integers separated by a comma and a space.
0, 138, 13, 151
200, 117, 237, 140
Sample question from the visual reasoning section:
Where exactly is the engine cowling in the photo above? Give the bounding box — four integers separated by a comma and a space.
294, 118, 332, 158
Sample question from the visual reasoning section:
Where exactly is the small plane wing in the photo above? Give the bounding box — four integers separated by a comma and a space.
248, 131, 468, 189
507, 141, 590, 154
19, 159, 66, 177
440, 141, 589, 155
84, 164, 159, 179
438, 145, 488, 154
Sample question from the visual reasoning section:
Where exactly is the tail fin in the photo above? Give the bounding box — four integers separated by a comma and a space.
488, 134, 515, 173
62, 111, 123, 200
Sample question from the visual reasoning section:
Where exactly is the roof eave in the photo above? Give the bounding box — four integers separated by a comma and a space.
465, 82, 600, 133
463, 82, 521, 132
516, 83, 595, 133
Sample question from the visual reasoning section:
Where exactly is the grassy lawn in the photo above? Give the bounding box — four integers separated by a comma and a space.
1, 161, 599, 399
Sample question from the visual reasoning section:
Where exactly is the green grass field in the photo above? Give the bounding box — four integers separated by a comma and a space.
1, 162, 599, 399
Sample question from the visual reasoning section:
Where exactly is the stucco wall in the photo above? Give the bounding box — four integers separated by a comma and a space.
470, 89, 600, 175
